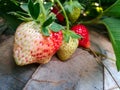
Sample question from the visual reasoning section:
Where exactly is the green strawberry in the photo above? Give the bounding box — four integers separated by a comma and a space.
68, 7, 81, 23
64, 1, 83, 23
57, 37, 78, 61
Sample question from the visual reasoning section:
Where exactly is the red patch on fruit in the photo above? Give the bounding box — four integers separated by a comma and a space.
30, 31, 63, 62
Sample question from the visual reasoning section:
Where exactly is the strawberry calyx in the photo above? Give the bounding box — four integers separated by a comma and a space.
10, 0, 64, 36
62, 30, 82, 43
64, 0, 83, 14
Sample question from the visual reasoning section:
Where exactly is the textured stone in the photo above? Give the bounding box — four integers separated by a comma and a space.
24, 48, 103, 90
0, 36, 38, 90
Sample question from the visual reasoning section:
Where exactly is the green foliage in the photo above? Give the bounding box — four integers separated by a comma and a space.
100, 0, 120, 71
42, 14, 56, 27
100, 0, 117, 5
64, 1, 83, 14
0, 0, 21, 12
50, 22, 64, 32
28, 0, 40, 20
63, 30, 81, 43
42, 27, 50, 36
103, 0, 120, 18
100, 17, 120, 70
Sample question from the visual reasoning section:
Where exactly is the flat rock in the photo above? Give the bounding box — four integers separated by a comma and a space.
24, 48, 103, 90
0, 36, 38, 90
1, 26, 119, 90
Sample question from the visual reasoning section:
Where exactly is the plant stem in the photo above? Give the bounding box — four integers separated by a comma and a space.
55, 0, 69, 30
80, 14, 103, 25
70, 0, 72, 4
38, 0, 46, 21
98, 0, 101, 6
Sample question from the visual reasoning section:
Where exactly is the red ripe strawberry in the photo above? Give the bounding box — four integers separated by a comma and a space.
51, 6, 64, 22
71, 24, 90, 48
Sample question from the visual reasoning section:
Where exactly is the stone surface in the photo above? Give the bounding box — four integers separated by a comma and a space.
0, 36, 39, 90
89, 27, 120, 89
103, 52, 120, 90
0, 26, 120, 90
24, 48, 103, 90
0, 17, 8, 35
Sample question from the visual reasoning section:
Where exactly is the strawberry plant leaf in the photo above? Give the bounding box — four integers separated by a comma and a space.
28, 0, 34, 17
64, 3, 73, 13
69, 31, 82, 39
42, 27, 50, 36
42, 13, 56, 27
103, 0, 120, 18
44, 2, 53, 13
28, 0, 40, 20
33, 3, 40, 19
20, 3, 28, 12
63, 30, 79, 43
73, 1, 84, 9
64, 1, 83, 14
63, 32, 70, 43
50, 22, 64, 32
9, 12, 32, 21
11, 0, 19, 6
16, 11, 29, 17
100, 17, 120, 71
43, 17, 53, 27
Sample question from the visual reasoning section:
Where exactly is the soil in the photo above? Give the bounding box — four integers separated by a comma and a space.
0, 35, 12, 43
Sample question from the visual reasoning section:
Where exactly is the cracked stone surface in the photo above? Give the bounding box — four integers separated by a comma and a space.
23, 48, 103, 90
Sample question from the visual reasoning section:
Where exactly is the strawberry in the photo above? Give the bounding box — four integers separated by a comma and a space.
57, 37, 78, 61
12, 0, 64, 65
14, 21, 63, 65
71, 24, 90, 48
68, 7, 81, 23
64, 1, 83, 23
51, 6, 64, 22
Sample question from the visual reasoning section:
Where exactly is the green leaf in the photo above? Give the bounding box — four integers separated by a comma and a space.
9, 12, 32, 21
43, 17, 53, 27
103, 0, 120, 18
62, 30, 80, 43
44, 2, 53, 13
64, 1, 83, 14
50, 22, 64, 32
64, 3, 73, 13
20, 3, 28, 12
100, 17, 120, 71
28, 0, 34, 17
63, 32, 70, 43
72, 1, 84, 9
28, 0, 40, 19
42, 13, 56, 27
10, 0, 19, 6
41, 27, 50, 36
69, 31, 82, 39
33, 3, 40, 19
16, 11, 29, 17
